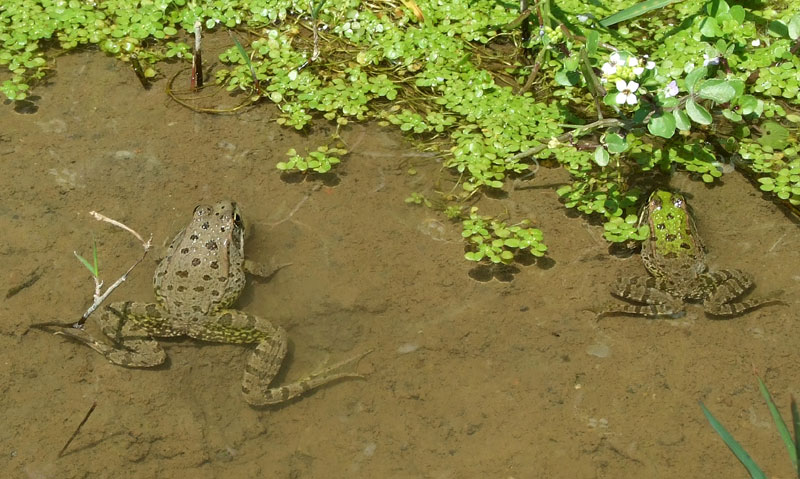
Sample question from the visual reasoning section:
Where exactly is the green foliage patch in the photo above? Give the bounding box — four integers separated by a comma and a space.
2, 0, 799, 264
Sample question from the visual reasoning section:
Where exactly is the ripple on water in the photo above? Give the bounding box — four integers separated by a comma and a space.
586, 343, 611, 358
417, 218, 449, 242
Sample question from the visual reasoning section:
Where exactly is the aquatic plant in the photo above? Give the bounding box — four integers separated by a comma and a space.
701, 375, 800, 479
2, 0, 799, 264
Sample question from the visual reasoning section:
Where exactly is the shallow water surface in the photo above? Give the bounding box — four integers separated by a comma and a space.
1, 51, 799, 478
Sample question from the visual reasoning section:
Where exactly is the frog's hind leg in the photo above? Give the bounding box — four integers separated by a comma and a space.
58, 301, 179, 367
598, 276, 685, 318
701, 269, 783, 317
190, 310, 368, 406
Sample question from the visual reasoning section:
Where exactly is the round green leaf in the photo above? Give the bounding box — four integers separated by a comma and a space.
605, 133, 628, 153
685, 66, 708, 93
648, 113, 676, 139
698, 79, 737, 103
594, 146, 609, 167
685, 99, 712, 125
673, 109, 691, 131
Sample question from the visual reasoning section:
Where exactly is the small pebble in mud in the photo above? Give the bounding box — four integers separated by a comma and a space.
362, 442, 377, 457
396, 343, 420, 354
114, 150, 136, 160
586, 343, 610, 358
217, 140, 236, 151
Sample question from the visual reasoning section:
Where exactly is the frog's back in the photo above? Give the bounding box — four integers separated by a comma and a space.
153, 202, 247, 319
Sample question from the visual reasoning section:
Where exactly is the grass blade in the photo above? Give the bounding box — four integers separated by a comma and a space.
74, 252, 98, 278
599, 0, 679, 27
700, 401, 766, 479
91, 238, 99, 277
757, 376, 797, 468
311, 0, 327, 20
227, 31, 258, 89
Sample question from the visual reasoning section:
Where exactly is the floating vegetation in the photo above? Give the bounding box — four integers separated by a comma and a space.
2, 0, 799, 264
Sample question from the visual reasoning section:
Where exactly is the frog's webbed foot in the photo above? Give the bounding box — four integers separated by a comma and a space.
598, 276, 686, 319
702, 269, 785, 317
189, 309, 369, 406
244, 338, 372, 406
244, 258, 291, 280
57, 325, 167, 367
56, 301, 176, 368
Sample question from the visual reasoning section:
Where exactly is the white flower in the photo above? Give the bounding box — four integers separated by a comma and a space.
646, 61, 656, 70
601, 62, 617, 76
577, 14, 589, 23
626, 56, 644, 75
703, 54, 720, 66
664, 80, 679, 98
615, 80, 639, 105
601, 52, 623, 76
751, 39, 761, 47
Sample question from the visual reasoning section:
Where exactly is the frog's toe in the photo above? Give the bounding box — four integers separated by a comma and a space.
56, 327, 166, 367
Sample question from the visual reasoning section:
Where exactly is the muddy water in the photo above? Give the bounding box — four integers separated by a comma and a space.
1, 50, 798, 479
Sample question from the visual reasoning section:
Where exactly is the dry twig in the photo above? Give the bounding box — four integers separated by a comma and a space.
72, 212, 152, 328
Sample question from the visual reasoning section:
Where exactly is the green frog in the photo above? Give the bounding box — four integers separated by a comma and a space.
600, 189, 778, 318
59, 201, 368, 405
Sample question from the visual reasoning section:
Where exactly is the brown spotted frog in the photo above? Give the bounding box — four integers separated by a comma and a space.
60, 201, 368, 405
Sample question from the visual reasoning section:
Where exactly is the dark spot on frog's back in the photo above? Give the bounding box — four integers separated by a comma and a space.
191, 258, 201, 266
190, 234, 199, 241
218, 313, 233, 327
201, 222, 210, 230
145, 304, 161, 318
177, 285, 186, 292
181, 248, 190, 254
175, 270, 189, 278
193, 286, 205, 292
210, 261, 219, 270
205, 240, 218, 251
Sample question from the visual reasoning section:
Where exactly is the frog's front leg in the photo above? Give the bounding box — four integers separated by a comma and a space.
244, 259, 291, 280
57, 301, 180, 367
599, 276, 685, 318
188, 310, 367, 406
701, 269, 783, 317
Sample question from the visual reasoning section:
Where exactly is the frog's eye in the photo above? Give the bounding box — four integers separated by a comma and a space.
194, 205, 210, 216
673, 198, 683, 208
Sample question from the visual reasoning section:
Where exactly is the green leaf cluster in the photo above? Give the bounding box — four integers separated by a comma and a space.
461, 208, 547, 264
4, 0, 800, 259
277, 145, 346, 174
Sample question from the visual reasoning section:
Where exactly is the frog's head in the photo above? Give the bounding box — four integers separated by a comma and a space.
192, 201, 245, 255
647, 189, 686, 211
